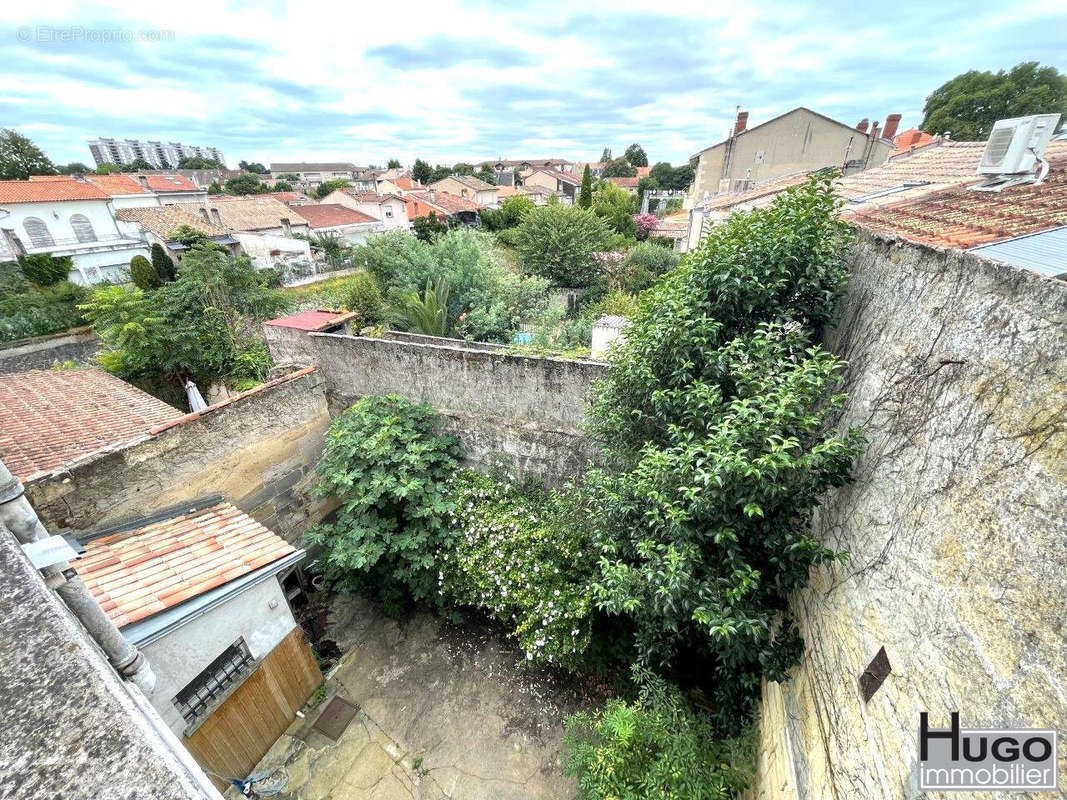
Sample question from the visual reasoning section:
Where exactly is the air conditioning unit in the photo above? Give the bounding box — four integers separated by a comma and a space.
977, 114, 1061, 176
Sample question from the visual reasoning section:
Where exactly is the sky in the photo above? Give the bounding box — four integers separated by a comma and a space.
2, 0, 1065, 170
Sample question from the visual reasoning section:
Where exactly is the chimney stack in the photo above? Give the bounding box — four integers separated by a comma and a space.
856, 118, 869, 133
869, 121, 881, 140
883, 114, 901, 141
734, 110, 749, 135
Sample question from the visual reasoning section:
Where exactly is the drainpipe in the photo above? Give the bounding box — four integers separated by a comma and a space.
0, 459, 156, 694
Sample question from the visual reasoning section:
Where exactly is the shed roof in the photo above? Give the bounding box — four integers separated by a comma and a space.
0, 369, 182, 481
264, 309, 356, 331
970, 226, 1067, 278
74, 499, 296, 628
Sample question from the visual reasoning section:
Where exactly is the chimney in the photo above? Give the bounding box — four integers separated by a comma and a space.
198, 207, 210, 223
883, 114, 901, 141
734, 110, 749, 135
856, 118, 869, 133
869, 121, 881, 141
280, 217, 292, 237
136, 174, 149, 189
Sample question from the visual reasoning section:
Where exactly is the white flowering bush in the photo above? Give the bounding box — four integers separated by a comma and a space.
439, 469, 595, 669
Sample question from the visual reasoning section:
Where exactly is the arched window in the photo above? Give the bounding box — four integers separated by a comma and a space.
70, 214, 96, 243
23, 217, 54, 248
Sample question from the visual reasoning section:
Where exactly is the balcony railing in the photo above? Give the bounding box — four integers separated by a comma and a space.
23, 233, 142, 252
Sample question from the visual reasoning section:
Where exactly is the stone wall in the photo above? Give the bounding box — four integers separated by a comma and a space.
264, 327, 608, 483
0, 327, 100, 374
749, 231, 1067, 799
26, 367, 333, 543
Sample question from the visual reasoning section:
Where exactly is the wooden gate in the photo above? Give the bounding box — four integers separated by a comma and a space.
183, 627, 322, 790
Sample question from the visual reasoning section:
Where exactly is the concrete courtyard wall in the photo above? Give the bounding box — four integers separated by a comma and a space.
748, 231, 1067, 799
26, 367, 333, 543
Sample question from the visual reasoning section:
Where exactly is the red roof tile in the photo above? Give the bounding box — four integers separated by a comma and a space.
607, 177, 640, 188
406, 191, 482, 218
893, 128, 936, 155
296, 203, 378, 228
264, 309, 356, 331
139, 174, 200, 193
0, 179, 109, 203
74, 501, 296, 627
851, 155, 1067, 249
0, 369, 183, 481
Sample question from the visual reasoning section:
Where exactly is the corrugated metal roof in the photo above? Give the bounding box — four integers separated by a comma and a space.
969, 226, 1067, 278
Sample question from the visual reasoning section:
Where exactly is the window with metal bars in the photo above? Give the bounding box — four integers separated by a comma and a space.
172, 637, 255, 724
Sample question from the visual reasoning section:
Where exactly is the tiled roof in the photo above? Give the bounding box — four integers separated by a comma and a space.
138, 174, 201, 193
635, 166, 651, 178
653, 212, 689, 239
893, 128, 936, 155
74, 501, 296, 628
266, 191, 311, 204
0, 179, 109, 203
0, 369, 182, 481
296, 203, 378, 228
116, 206, 229, 239
533, 168, 581, 185
482, 158, 571, 168
391, 177, 423, 191
434, 174, 496, 192
837, 141, 993, 207
343, 190, 404, 203
495, 185, 518, 197
206, 196, 311, 232
408, 191, 483, 216
851, 155, 1067, 249
29, 173, 152, 196
607, 177, 640, 188
517, 184, 554, 197
700, 172, 812, 210
264, 309, 356, 331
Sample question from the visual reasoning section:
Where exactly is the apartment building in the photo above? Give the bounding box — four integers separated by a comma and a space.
88, 137, 226, 169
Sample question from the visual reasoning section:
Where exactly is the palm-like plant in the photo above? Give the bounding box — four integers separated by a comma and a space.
401, 278, 451, 336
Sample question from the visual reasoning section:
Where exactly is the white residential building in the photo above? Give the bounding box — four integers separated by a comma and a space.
295, 203, 385, 245
0, 179, 149, 284
88, 137, 225, 169
323, 189, 410, 230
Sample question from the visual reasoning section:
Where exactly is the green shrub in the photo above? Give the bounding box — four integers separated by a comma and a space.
479, 196, 535, 231
304, 395, 462, 613
0, 281, 86, 342
584, 174, 865, 730
129, 255, 160, 290
496, 227, 523, 248
18, 254, 71, 286
412, 212, 449, 243
151, 243, 176, 282
563, 666, 755, 799
616, 241, 680, 293
441, 470, 596, 668
339, 271, 383, 328
515, 204, 612, 288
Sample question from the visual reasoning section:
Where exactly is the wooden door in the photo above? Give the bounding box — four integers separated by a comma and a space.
183, 626, 322, 790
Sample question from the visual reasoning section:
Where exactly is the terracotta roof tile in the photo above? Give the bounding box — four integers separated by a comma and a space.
74, 502, 296, 627
0, 369, 183, 481
407, 191, 483, 217
892, 128, 936, 155
606, 177, 640, 188
207, 196, 311, 231
115, 206, 229, 238
0, 179, 109, 203
296, 203, 378, 228
140, 174, 200, 193
264, 309, 357, 331
851, 155, 1067, 249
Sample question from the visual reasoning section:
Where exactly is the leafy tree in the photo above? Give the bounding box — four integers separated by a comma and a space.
18, 254, 71, 285
128, 157, 154, 171
177, 156, 224, 169
474, 166, 497, 185
921, 61, 1067, 140
452, 162, 474, 175
80, 243, 283, 402
592, 181, 638, 237
412, 211, 449, 243
617, 239, 678, 293
578, 164, 593, 209
650, 161, 694, 191
238, 160, 268, 174
304, 395, 462, 613
601, 157, 637, 178
515, 203, 612, 287
479, 195, 534, 231
0, 129, 56, 179
584, 175, 865, 731
95, 163, 122, 174
564, 666, 755, 799
206, 181, 223, 194
429, 164, 453, 183
129, 255, 160, 290
387, 158, 402, 169
339, 271, 383, 328
600, 147, 613, 163
57, 162, 92, 175
412, 158, 432, 184
623, 143, 648, 167
150, 243, 176, 283
272, 180, 293, 192
311, 178, 351, 199
224, 174, 268, 195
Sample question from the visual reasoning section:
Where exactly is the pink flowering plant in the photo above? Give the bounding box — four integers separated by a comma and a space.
438, 469, 595, 669
633, 213, 659, 241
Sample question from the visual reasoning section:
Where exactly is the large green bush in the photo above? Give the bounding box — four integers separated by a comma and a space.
440, 470, 596, 668
563, 667, 755, 800
18, 253, 71, 285
592, 181, 638, 238
616, 242, 679, 294
305, 395, 462, 614
479, 196, 535, 231
584, 174, 865, 730
0, 279, 86, 342
129, 255, 160, 290
515, 203, 612, 288
339, 271, 383, 329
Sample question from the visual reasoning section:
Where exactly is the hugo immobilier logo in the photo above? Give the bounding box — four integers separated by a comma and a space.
919, 712, 1058, 791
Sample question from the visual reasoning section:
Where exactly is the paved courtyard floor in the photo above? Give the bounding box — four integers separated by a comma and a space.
238, 593, 587, 799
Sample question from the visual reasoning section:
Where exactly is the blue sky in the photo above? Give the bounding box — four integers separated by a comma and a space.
2, 0, 1065, 169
